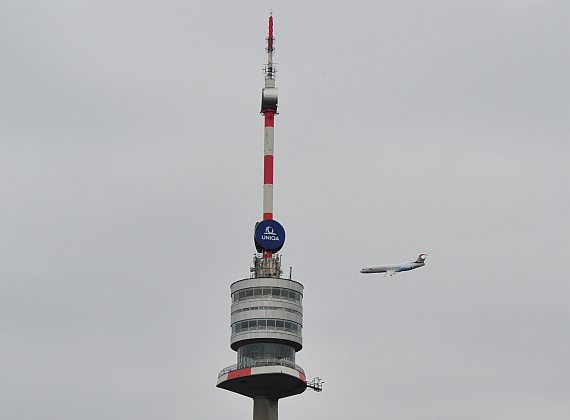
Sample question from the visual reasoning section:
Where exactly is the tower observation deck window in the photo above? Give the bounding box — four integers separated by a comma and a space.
238, 343, 295, 364
231, 318, 302, 336
232, 287, 302, 304
231, 306, 302, 317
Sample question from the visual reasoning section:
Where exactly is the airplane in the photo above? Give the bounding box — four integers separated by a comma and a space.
360, 254, 428, 277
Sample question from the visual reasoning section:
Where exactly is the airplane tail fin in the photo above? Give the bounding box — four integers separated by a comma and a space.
415, 254, 428, 263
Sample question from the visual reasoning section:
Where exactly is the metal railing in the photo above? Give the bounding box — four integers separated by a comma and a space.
307, 377, 324, 392
218, 358, 305, 379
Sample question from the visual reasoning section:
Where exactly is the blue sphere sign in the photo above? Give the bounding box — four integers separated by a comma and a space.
255, 219, 286, 251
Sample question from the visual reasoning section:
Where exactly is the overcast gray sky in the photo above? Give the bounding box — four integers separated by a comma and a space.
1, 1, 569, 419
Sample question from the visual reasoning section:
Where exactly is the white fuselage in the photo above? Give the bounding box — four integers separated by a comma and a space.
360, 261, 424, 274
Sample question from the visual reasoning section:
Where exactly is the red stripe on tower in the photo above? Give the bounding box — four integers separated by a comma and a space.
268, 16, 273, 51
264, 155, 274, 185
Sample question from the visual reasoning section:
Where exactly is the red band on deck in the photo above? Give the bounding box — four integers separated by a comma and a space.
227, 368, 252, 380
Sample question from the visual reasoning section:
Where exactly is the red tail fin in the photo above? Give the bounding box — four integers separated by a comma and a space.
415, 254, 428, 263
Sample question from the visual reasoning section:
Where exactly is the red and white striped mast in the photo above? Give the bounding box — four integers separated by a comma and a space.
261, 15, 278, 259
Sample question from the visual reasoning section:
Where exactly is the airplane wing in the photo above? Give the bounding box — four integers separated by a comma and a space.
384, 270, 398, 278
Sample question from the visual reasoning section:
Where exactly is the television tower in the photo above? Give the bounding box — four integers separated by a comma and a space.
216, 16, 322, 420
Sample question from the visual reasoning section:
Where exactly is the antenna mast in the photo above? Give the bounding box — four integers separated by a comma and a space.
260, 15, 279, 258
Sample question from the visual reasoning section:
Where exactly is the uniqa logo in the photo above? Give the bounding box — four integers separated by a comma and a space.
262, 226, 279, 241
265, 226, 276, 235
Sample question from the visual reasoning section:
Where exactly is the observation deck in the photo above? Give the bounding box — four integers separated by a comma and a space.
217, 359, 307, 399
217, 254, 306, 400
